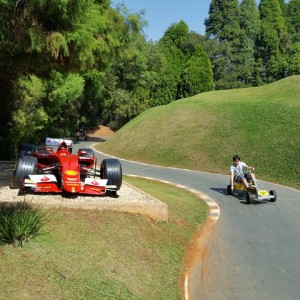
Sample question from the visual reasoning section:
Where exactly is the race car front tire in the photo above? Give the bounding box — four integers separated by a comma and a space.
100, 159, 122, 190
11, 156, 38, 189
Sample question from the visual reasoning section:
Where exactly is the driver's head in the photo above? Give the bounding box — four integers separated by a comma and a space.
58, 142, 68, 151
233, 155, 240, 166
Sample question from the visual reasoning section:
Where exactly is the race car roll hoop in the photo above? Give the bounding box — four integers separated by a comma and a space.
11, 138, 122, 196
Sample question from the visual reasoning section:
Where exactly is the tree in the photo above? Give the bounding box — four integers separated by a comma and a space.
178, 45, 214, 98
156, 21, 189, 102
99, 6, 153, 128
11, 75, 48, 144
0, 0, 129, 149
256, 0, 290, 82
204, 0, 245, 89
239, 0, 260, 85
285, 0, 300, 75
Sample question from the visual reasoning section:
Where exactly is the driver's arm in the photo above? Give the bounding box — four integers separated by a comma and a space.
245, 165, 255, 171
230, 171, 234, 190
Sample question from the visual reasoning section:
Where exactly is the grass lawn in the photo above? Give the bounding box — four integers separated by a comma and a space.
0, 177, 209, 299
97, 76, 300, 190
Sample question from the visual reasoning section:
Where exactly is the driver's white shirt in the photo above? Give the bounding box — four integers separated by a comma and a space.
230, 162, 247, 176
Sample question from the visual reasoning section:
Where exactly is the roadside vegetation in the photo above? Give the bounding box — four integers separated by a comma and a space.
0, 177, 209, 299
0, 201, 48, 247
97, 76, 300, 190
1, 0, 299, 159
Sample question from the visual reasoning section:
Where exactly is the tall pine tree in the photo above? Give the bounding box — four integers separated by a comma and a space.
286, 0, 300, 75
239, 0, 260, 85
205, 0, 245, 89
257, 0, 290, 82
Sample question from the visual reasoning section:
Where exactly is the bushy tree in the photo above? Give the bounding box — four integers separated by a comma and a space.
156, 21, 189, 102
153, 22, 214, 103
178, 45, 214, 98
99, 6, 152, 128
0, 0, 128, 148
11, 75, 48, 144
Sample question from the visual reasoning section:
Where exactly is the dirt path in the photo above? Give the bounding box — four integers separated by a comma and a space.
88, 125, 114, 137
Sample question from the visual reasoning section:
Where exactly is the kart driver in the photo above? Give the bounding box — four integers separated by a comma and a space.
230, 155, 256, 191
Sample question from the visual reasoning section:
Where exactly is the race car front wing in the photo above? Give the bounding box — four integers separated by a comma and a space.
22, 175, 118, 195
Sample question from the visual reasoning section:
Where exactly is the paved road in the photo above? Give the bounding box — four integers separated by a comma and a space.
75, 140, 300, 300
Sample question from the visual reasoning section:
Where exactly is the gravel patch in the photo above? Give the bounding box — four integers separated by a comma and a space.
0, 161, 168, 220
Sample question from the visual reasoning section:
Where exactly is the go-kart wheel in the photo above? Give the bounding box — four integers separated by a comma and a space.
246, 192, 253, 204
227, 185, 232, 195
11, 156, 37, 189
100, 159, 122, 190
269, 190, 277, 202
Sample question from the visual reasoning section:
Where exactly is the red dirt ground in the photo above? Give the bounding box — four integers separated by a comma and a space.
88, 125, 115, 137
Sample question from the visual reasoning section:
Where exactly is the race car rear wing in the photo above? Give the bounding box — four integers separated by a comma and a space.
45, 138, 73, 147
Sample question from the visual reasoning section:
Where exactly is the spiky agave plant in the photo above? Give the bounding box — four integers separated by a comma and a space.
0, 200, 48, 247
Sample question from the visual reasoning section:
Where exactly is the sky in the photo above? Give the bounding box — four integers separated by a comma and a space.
111, 1, 263, 42
111, 0, 213, 41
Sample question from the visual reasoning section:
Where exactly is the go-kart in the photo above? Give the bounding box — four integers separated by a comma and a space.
76, 128, 87, 141
11, 138, 122, 196
227, 173, 277, 204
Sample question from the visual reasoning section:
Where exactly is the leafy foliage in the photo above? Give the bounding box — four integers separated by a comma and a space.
178, 45, 214, 98
12, 75, 48, 144
0, 0, 299, 157
0, 201, 48, 247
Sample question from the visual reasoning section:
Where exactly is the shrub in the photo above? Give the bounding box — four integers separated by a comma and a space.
0, 200, 48, 247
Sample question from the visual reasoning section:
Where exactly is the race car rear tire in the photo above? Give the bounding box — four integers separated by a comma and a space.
19, 143, 35, 157
100, 159, 122, 190
11, 156, 38, 189
269, 190, 277, 202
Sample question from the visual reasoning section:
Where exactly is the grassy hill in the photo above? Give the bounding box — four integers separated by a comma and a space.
97, 76, 300, 190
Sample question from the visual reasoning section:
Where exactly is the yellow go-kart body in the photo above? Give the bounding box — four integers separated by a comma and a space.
234, 182, 248, 191
234, 182, 269, 197
228, 180, 277, 204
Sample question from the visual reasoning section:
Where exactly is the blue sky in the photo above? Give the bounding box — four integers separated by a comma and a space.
111, 1, 262, 42
111, 0, 213, 41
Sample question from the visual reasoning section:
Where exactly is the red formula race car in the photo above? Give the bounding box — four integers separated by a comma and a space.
11, 138, 122, 196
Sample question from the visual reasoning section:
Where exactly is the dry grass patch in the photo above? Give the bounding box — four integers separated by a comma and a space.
0, 177, 209, 299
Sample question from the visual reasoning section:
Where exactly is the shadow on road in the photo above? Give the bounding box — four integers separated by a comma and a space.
210, 187, 228, 196
73, 136, 106, 144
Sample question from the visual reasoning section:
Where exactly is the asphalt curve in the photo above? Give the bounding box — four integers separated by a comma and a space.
74, 139, 300, 300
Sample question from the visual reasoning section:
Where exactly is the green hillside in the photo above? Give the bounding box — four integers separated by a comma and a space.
97, 76, 300, 190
